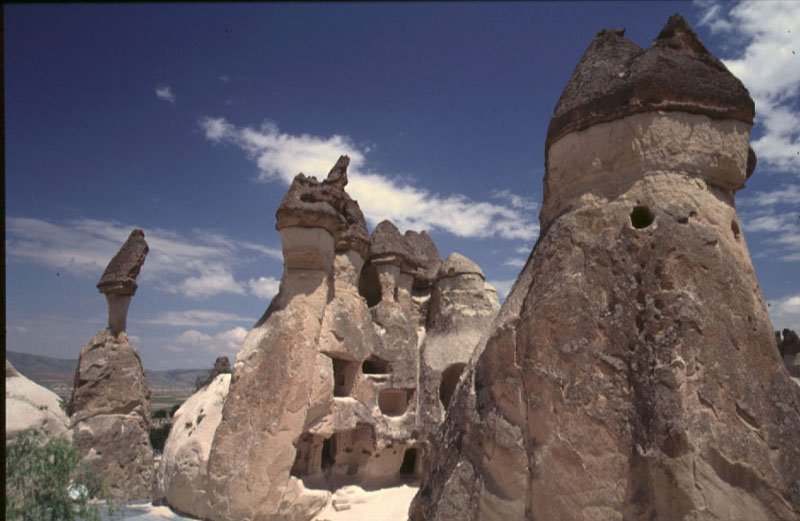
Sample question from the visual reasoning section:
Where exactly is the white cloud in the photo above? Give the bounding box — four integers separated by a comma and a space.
248, 276, 280, 299
768, 294, 800, 331
739, 185, 800, 207
696, 1, 800, 173
6, 217, 282, 298
170, 326, 249, 355
740, 208, 800, 261
155, 85, 176, 104
503, 257, 526, 268
199, 117, 539, 241
142, 309, 254, 327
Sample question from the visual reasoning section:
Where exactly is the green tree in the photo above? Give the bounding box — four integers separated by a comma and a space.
6, 429, 115, 521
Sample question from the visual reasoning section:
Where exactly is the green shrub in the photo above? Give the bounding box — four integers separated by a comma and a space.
151, 408, 168, 420
5, 429, 115, 521
149, 423, 172, 454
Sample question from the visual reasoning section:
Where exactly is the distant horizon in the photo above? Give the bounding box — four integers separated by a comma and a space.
5, 2, 799, 371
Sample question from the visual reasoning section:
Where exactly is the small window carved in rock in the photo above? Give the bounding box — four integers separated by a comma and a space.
400, 447, 419, 477
331, 356, 358, 397
379, 389, 413, 416
358, 263, 381, 307
362, 355, 391, 375
439, 363, 466, 409
630, 206, 655, 229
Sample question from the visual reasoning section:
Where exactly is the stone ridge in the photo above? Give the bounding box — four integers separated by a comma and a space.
96, 229, 149, 296
370, 219, 423, 270
546, 13, 754, 151
275, 155, 370, 259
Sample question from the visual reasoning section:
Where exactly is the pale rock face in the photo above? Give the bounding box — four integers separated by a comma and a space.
70, 330, 153, 501
412, 15, 800, 521
157, 373, 231, 517
5, 360, 69, 441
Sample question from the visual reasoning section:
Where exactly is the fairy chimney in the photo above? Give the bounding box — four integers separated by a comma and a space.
411, 14, 800, 521
97, 229, 148, 337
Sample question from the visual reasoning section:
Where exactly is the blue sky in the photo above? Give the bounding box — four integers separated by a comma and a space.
5, 2, 800, 370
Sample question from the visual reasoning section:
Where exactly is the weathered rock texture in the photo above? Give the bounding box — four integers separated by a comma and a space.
160, 156, 498, 521
5, 360, 70, 441
71, 230, 153, 501
411, 14, 800, 521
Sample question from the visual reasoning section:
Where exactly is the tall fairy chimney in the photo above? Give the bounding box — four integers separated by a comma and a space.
96, 229, 149, 336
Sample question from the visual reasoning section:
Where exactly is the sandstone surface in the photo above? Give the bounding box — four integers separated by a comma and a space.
5, 360, 70, 441
411, 14, 800, 521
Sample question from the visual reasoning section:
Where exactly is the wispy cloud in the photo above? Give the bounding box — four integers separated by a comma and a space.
140, 309, 254, 328
739, 185, 800, 207
199, 117, 539, 241
167, 326, 248, 355
6, 217, 281, 299
155, 85, 176, 104
248, 276, 280, 299
740, 207, 800, 261
488, 279, 516, 300
502, 257, 526, 268
695, 1, 800, 173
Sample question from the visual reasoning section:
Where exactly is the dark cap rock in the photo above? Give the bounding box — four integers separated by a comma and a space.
276, 155, 370, 259
546, 13, 755, 151
369, 220, 422, 271
97, 229, 149, 296
404, 230, 443, 288
437, 252, 485, 280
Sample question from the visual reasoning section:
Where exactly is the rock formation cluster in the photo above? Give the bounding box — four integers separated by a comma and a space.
5, 360, 70, 441
410, 14, 800, 521
70, 229, 154, 501
157, 157, 499, 521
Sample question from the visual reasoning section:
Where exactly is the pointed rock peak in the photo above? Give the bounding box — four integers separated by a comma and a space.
438, 252, 484, 280
97, 229, 149, 296
325, 155, 350, 189
370, 220, 422, 268
405, 229, 443, 287
654, 13, 710, 56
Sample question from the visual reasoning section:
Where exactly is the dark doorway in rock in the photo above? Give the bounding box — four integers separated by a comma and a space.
362, 355, 391, 374
331, 356, 357, 397
439, 363, 466, 409
321, 437, 335, 469
358, 262, 381, 307
400, 448, 417, 476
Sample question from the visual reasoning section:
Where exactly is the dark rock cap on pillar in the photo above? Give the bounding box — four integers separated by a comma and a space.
97, 229, 148, 336
546, 14, 755, 152
97, 229, 149, 296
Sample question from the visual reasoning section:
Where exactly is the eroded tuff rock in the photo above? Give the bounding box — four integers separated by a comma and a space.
5, 360, 70, 442
777, 328, 800, 379
71, 330, 154, 501
71, 230, 153, 501
161, 157, 498, 521
411, 14, 800, 521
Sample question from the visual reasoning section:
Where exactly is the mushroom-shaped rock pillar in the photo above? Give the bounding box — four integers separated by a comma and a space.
411, 14, 800, 521
96, 229, 148, 337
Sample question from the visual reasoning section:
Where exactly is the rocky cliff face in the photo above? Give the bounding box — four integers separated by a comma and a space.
410, 14, 800, 521
160, 156, 498, 521
70, 229, 154, 501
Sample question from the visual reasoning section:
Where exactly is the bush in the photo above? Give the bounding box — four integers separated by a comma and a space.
5, 429, 115, 521
151, 408, 169, 420
149, 423, 172, 454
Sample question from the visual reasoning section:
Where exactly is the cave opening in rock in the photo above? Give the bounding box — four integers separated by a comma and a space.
358, 262, 381, 307
331, 356, 358, 397
379, 389, 413, 416
731, 220, 741, 240
630, 206, 655, 229
439, 363, 467, 409
400, 447, 418, 476
362, 355, 391, 374
321, 437, 335, 469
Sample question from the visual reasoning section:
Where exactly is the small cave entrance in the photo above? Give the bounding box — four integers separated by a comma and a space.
379, 389, 414, 416
321, 437, 335, 469
362, 355, 391, 375
630, 205, 655, 229
400, 447, 419, 477
439, 363, 466, 409
331, 356, 358, 397
358, 262, 382, 307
